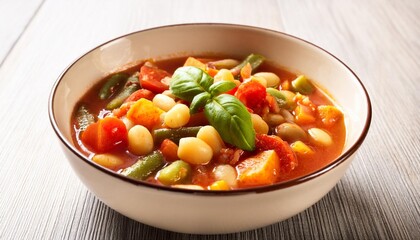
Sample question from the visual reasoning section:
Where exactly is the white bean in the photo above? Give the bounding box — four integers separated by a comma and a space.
153, 94, 176, 112
213, 164, 237, 187
178, 137, 213, 165
92, 153, 124, 169
197, 125, 225, 155
251, 113, 269, 134
251, 76, 267, 88
254, 72, 280, 87
121, 117, 135, 130
164, 104, 190, 128
128, 125, 154, 155
308, 128, 333, 146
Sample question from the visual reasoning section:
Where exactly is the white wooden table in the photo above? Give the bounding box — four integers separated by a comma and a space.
1, 0, 419, 239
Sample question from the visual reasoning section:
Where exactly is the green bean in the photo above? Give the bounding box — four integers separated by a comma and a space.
291, 75, 314, 95
76, 104, 95, 131
106, 82, 140, 109
120, 151, 164, 180
157, 160, 191, 185
230, 54, 265, 76
98, 73, 129, 100
153, 126, 203, 145
106, 75, 139, 109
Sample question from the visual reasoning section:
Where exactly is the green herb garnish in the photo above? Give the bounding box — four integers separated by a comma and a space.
170, 66, 255, 151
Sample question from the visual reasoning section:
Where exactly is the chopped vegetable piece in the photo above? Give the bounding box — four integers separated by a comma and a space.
230, 54, 265, 76
291, 75, 314, 94
98, 73, 129, 100
255, 134, 297, 172
209, 180, 230, 190
126, 98, 164, 130
317, 105, 343, 126
139, 65, 171, 93
183, 57, 206, 69
235, 79, 267, 112
76, 104, 95, 131
240, 62, 252, 80
121, 151, 164, 180
294, 105, 316, 124
81, 117, 128, 153
153, 126, 202, 145
157, 160, 191, 185
159, 139, 179, 162
290, 141, 314, 156
236, 150, 280, 187
124, 89, 155, 103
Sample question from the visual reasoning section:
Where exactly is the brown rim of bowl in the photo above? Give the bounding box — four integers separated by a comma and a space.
48, 23, 372, 195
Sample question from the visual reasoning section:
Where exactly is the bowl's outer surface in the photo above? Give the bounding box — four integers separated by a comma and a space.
50, 23, 371, 234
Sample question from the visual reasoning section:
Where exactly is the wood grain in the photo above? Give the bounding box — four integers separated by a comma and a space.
1, 0, 419, 239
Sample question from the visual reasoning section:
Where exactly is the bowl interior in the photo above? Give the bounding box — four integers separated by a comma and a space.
50, 24, 370, 187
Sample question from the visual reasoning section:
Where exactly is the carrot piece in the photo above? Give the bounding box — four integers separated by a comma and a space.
127, 98, 164, 130
112, 102, 134, 118
294, 105, 316, 124
236, 150, 280, 187
318, 105, 343, 126
139, 65, 170, 93
160, 139, 179, 162
240, 62, 252, 80
206, 68, 219, 78
183, 57, 206, 69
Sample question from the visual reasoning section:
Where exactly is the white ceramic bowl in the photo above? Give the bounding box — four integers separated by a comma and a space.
49, 23, 371, 234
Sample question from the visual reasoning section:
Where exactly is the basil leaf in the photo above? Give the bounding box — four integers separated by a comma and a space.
170, 66, 213, 102
209, 81, 236, 96
204, 94, 255, 151
190, 92, 211, 114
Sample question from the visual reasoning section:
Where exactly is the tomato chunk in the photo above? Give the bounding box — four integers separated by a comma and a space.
139, 65, 171, 93
235, 79, 267, 112
255, 134, 297, 172
124, 89, 155, 103
81, 117, 128, 153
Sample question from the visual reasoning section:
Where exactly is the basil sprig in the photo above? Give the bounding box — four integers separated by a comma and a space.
170, 66, 255, 151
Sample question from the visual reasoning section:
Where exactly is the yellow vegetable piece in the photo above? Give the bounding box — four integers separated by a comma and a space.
290, 141, 314, 156
318, 105, 343, 127
209, 180, 230, 190
127, 98, 164, 130
183, 57, 206, 70
236, 150, 280, 187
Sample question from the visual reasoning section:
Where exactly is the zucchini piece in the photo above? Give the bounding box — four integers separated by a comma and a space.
291, 75, 314, 95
